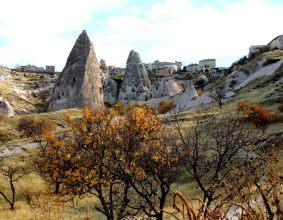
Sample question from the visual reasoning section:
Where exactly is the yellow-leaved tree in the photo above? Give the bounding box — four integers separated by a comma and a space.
34, 105, 179, 220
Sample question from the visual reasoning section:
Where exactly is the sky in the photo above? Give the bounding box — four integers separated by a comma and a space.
0, 0, 282, 71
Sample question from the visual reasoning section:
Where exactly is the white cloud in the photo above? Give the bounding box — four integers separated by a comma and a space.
0, 0, 282, 70
95, 0, 283, 67
0, 0, 128, 69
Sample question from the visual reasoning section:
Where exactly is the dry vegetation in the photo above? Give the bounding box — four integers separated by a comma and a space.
0, 64, 282, 219
0, 99, 281, 219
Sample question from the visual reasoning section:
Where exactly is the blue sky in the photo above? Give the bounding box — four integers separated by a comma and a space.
0, 0, 282, 71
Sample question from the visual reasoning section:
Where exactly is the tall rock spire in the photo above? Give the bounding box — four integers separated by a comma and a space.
49, 30, 104, 111
118, 50, 151, 102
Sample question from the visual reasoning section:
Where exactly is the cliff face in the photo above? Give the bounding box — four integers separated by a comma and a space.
49, 31, 104, 111
118, 50, 151, 102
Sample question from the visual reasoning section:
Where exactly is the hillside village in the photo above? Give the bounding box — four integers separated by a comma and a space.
0, 30, 282, 219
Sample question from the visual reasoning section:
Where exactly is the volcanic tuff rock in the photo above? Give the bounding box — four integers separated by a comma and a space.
151, 78, 182, 98
103, 77, 118, 106
49, 31, 104, 111
118, 50, 151, 102
268, 35, 283, 50
100, 59, 109, 75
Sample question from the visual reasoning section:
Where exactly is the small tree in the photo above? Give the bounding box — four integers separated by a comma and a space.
219, 136, 283, 220
0, 166, 28, 210
209, 85, 225, 108
171, 110, 258, 216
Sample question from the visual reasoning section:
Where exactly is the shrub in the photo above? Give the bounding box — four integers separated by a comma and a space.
157, 101, 174, 114
16, 117, 55, 139
186, 72, 193, 79
0, 130, 13, 143
237, 100, 278, 132
197, 90, 203, 96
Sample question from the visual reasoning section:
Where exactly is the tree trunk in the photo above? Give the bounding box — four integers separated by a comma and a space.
254, 182, 274, 220
55, 182, 60, 194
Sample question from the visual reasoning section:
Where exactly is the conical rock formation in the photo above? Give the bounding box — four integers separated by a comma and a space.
175, 82, 198, 109
118, 50, 151, 102
49, 31, 104, 111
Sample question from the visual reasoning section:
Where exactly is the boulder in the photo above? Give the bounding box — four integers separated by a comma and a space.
49, 30, 104, 111
118, 50, 151, 102
151, 78, 182, 98
197, 74, 209, 83
0, 98, 14, 117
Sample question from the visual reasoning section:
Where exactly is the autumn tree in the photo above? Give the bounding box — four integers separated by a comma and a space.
109, 106, 179, 219
35, 105, 179, 220
237, 100, 278, 133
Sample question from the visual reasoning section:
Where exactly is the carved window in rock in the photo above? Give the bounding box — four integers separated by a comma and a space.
71, 78, 76, 87
99, 87, 103, 94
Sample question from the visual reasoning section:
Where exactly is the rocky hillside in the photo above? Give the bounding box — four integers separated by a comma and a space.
0, 66, 57, 114
224, 49, 283, 107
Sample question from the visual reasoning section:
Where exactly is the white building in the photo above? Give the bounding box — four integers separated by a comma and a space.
199, 59, 216, 73
145, 60, 182, 72
184, 64, 199, 73
46, 65, 55, 73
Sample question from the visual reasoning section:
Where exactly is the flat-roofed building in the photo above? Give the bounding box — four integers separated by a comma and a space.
199, 59, 216, 73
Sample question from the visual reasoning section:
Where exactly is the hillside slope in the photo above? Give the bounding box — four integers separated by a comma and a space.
0, 66, 57, 114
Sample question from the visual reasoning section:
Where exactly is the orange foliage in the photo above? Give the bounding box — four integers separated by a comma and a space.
17, 117, 56, 139
237, 100, 278, 131
197, 90, 204, 96
35, 105, 178, 218
157, 101, 174, 114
